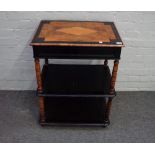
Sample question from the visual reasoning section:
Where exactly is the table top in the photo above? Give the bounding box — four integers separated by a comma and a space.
30, 20, 124, 47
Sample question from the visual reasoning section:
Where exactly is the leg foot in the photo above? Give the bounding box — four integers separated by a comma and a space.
104, 119, 110, 127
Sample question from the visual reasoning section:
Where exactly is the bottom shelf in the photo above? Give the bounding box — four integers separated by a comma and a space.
41, 97, 110, 127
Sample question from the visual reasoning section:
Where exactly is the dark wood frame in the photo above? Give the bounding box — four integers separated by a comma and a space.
105, 60, 119, 122
34, 57, 119, 126
32, 20, 124, 127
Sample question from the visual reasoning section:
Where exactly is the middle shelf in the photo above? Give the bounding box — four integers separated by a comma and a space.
38, 64, 115, 97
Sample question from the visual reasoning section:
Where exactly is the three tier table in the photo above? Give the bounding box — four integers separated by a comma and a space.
30, 20, 124, 127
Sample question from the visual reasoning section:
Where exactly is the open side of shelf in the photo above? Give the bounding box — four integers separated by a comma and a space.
40, 97, 109, 127
38, 64, 115, 97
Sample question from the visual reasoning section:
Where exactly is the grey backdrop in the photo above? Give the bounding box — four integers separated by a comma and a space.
0, 11, 155, 90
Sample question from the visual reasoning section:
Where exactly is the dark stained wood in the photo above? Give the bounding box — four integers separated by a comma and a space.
31, 20, 124, 47
40, 64, 112, 95
33, 46, 122, 59
31, 20, 124, 127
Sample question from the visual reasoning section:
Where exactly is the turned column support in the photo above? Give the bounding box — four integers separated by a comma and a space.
34, 58, 45, 122
105, 59, 119, 122
110, 59, 119, 94
34, 58, 43, 93
39, 96, 45, 123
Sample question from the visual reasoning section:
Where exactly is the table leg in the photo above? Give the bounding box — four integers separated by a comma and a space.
45, 58, 49, 66
34, 58, 45, 123
105, 59, 119, 123
39, 96, 45, 123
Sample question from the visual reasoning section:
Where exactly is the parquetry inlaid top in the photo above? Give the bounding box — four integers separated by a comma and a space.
31, 20, 124, 47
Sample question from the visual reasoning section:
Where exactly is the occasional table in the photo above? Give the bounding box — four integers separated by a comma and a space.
30, 20, 124, 127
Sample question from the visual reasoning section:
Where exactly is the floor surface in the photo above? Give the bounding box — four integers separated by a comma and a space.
0, 91, 155, 143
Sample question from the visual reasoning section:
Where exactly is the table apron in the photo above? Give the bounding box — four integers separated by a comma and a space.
33, 46, 121, 59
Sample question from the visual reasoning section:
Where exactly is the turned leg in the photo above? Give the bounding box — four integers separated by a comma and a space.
34, 58, 45, 123
39, 96, 45, 123
105, 59, 119, 122
34, 58, 42, 92
109, 60, 119, 94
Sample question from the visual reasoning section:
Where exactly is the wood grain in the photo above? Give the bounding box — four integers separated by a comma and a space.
34, 58, 42, 92
39, 96, 45, 123
31, 21, 124, 47
110, 60, 119, 94
34, 58, 45, 123
105, 60, 119, 121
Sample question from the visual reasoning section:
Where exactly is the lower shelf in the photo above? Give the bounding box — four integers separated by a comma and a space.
41, 97, 110, 127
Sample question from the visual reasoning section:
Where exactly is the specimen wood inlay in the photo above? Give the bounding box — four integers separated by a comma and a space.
31, 20, 124, 47
56, 27, 97, 36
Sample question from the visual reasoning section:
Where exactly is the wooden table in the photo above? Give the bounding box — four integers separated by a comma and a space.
30, 20, 124, 127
